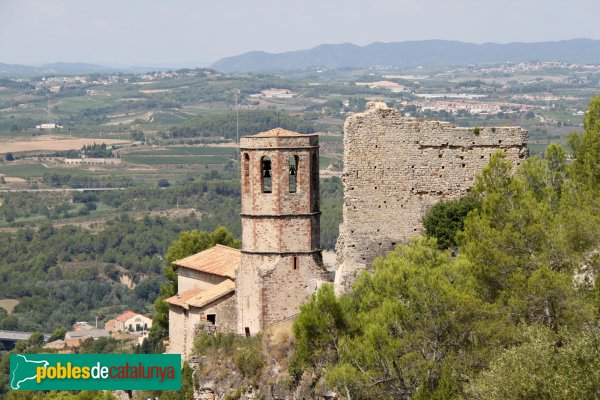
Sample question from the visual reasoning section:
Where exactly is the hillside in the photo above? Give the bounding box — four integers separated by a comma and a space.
212, 38, 600, 72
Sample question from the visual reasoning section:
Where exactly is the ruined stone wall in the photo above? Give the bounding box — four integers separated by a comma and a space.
334, 102, 528, 293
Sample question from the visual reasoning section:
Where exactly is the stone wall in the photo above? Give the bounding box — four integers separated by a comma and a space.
237, 252, 327, 335
168, 293, 237, 360
198, 292, 237, 334
178, 268, 229, 293
334, 102, 528, 293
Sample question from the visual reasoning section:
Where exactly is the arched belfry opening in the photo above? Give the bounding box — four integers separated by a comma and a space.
261, 156, 272, 193
289, 155, 298, 193
243, 153, 250, 195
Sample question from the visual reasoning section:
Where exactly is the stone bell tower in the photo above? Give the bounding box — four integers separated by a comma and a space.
236, 128, 329, 335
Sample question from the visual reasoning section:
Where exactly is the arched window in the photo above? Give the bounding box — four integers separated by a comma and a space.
261, 156, 272, 193
243, 153, 250, 194
289, 155, 298, 193
311, 152, 319, 210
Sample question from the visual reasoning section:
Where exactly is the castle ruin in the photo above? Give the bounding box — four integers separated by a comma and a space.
334, 102, 528, 293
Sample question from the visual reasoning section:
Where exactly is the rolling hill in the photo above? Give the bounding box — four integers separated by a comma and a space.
211, 38, 600, 72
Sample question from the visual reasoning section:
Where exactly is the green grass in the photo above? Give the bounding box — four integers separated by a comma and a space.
319, 155, 341, 168
0, 163, 106, 178
89, 202, 117, 215
121, 155, 232, 165
318, 134, 344, 143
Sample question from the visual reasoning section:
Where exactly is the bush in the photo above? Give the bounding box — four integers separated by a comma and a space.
422, 194, 481, 249
233, 336, 265, 379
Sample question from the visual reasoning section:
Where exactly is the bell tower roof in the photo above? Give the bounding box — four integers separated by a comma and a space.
248, 127, 318, 138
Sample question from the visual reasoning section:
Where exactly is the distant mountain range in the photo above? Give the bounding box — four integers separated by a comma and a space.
211, 39, 600, 72
0, 62, 162, 78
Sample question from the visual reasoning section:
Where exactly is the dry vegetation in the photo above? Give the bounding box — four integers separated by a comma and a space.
0, 299, 19, 314
1, 135, 130, 153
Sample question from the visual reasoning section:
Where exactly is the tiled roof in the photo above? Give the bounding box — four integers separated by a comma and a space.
44, 339, 65, 349
65, 338, 82, 348
173, 244, 240, 279
116, 310, 137, 322
251, 128, 304, 138
164, 287, 204, 309
164, 280, 234, 310
187, 280, 235, 308
65, 329, 110, 339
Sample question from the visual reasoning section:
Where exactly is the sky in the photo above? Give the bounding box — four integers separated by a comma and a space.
0, 0, 599, 67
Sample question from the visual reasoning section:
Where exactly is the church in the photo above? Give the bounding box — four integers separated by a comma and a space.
165, 128, 330, 359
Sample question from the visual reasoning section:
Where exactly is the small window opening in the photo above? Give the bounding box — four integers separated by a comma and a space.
207, 314, 216, 325
293, 256, 299, 270
261, 156, 272, 193
245, 327, 250, 337
243, 153, 250, 193
289, 155, 298, 193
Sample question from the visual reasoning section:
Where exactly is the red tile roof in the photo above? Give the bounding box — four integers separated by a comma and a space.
164, 280, 234, 310
164, 288, 204, 310
116, 310, 138, 322
187, 280, 235, 308
173, 244, 240, 279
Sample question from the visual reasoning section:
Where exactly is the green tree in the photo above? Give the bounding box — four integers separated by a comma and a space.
569, 96, 600, 187
457, 148, 597, 330
294, 239, 508, 400
469, 326, 600, 400
422, 194, 481, 249
291, 284, 348, 379
48, 326, 68, 342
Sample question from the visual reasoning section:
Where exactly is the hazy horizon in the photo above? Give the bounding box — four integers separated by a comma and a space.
1, 0, 599, 67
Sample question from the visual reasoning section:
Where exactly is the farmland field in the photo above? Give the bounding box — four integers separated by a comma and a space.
0, 162, 103, 178
0, 135, 130, 153
121, 155, 232, 165
129, 147, 237, 156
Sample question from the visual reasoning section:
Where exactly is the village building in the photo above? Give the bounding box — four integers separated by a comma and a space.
104, 310, 152, 333
165, 244, 240, 359
72, 321, 94, 331
65, 328, 110, 343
